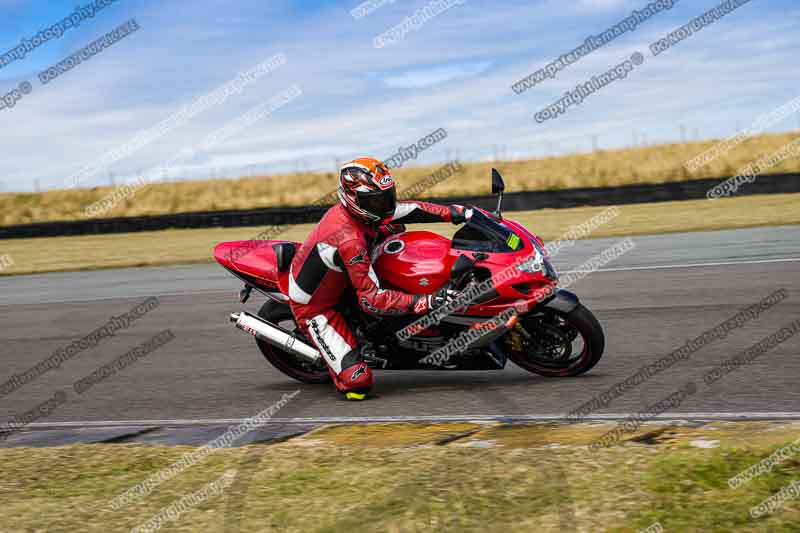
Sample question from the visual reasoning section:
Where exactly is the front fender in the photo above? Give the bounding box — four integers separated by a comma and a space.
540, 288, 580, 314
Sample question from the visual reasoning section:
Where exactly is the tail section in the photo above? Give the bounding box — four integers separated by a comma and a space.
214, 240, 298, 296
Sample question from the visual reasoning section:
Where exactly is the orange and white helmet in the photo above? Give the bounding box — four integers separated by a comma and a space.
338, 157, 396, 225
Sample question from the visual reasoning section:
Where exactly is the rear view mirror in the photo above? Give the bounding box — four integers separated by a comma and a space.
491, 168, 505, 219
491, 168, 505, 194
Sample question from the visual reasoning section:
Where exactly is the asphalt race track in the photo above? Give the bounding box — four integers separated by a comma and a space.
1, 225, 799, 446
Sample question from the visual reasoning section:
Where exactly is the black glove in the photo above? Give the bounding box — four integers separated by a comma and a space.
410, 288, 463, 315
449, 205, 474, 225
426, 287, 461, 311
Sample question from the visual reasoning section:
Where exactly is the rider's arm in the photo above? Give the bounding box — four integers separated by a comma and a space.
336, 237, 428, 316
391, 201, 470, 225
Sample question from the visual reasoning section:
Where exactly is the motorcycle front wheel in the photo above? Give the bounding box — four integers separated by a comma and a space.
505, 303, 605, 377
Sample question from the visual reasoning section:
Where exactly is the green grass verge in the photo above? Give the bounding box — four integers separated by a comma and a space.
0, 433, 798, 532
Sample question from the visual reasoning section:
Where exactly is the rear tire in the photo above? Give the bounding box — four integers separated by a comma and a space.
507, 303, 604, 377
255, 300, 330, 384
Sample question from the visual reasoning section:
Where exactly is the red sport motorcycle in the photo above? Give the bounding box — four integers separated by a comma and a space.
214, 169, 604, 383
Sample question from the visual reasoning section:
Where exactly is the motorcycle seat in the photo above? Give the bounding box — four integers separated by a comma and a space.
272, 242, 297, 272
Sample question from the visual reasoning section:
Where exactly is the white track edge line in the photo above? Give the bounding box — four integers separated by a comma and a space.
564, 257, 800, 274
4, 258, 797, 306
23, 412, 800, 429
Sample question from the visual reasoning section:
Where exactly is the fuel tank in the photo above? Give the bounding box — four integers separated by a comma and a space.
372, 231, 456, 294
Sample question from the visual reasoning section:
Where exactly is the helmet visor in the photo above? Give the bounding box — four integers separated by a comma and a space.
357, 186, 396, 220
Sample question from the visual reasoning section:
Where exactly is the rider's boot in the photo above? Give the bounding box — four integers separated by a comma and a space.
330, 361, 374, 400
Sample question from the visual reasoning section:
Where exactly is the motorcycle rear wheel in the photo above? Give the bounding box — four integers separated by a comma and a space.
506, 303, 604, 377
256, 300, 331, 384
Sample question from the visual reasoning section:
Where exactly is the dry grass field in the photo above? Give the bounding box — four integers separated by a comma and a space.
1, 131, 798, 226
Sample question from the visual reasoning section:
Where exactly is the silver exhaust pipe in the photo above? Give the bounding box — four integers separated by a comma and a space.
230, 311, 322, 364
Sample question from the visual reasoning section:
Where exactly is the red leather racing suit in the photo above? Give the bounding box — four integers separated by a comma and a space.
288, 201, 455, 383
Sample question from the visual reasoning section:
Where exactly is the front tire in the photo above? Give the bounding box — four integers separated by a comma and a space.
506, 303, 604, 377
255, 300, 330, 384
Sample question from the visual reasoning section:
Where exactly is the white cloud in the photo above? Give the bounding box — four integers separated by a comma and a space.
0, 0, 796, 191
382, 61, 491, 89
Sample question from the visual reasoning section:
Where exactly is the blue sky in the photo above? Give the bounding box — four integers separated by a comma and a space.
0, 0, 798, 191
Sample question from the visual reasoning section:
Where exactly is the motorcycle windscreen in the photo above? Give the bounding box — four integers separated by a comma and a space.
452, 209, 525, 253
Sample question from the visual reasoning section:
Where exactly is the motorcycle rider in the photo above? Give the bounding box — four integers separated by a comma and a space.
288, 157, 471, 400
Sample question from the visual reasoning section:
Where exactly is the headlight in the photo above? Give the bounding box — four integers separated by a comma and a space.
517, 254, 543, 274
518, 242, 558, 281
